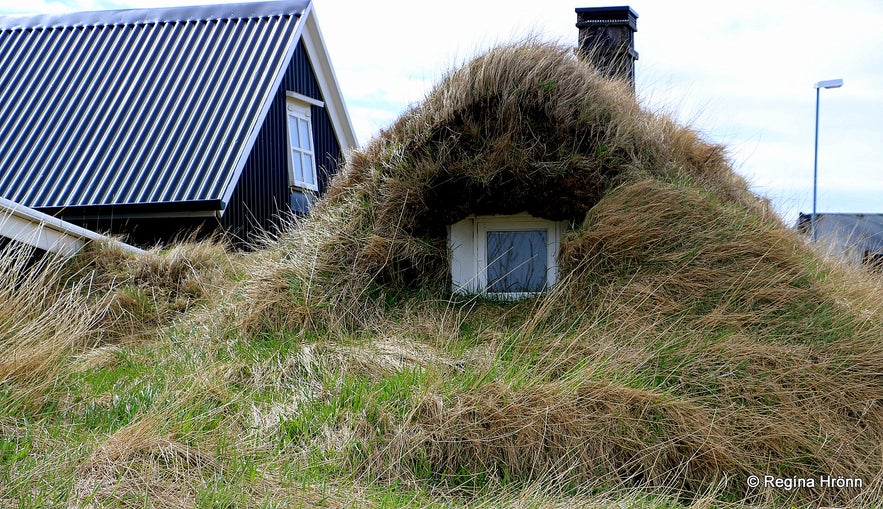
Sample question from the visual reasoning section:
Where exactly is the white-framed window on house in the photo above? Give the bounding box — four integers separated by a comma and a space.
449, 213, 565, 299
286, 97, 318, 191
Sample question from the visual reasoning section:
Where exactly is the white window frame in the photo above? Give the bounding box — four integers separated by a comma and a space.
449, 213, 564, 299
285, 97, 318, 192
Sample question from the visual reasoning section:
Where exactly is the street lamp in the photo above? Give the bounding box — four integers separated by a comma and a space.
812, 78, 843, 241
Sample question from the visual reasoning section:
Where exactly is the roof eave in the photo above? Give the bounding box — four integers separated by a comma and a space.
38, 199, 225, 219
0, 197, 142, 256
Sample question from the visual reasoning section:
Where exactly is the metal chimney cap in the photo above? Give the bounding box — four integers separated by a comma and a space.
575, 6, 638, 30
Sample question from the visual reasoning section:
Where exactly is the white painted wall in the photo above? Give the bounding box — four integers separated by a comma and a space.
449, 216, 477, 294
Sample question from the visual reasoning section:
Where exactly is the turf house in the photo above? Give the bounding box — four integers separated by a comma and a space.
236, 38, 883, 505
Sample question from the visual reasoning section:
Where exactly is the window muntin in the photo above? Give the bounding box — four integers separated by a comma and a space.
286, 99, 318, 191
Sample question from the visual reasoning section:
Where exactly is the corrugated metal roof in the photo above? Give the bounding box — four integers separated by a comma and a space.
0, 0, 308, 212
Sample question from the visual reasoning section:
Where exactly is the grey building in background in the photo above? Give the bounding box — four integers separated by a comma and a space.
797, 213, 883, 270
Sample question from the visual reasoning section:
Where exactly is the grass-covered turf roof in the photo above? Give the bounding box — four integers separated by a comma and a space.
237, 42, 883, 504
242, 41, 779, 323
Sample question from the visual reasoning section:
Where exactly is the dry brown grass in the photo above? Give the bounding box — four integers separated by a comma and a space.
231, 41, 883, 505
380, 380, 734, 486
69, 416, 216, 508
0, 243, 106, 402
3, 40, 881, 507
0, 237, 236, 408
557, 179, 829, 335
65, 238, 238, 341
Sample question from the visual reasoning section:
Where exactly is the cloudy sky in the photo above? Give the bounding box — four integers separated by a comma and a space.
2, 0, 881, 225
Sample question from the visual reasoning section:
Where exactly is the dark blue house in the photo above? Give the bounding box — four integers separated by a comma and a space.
0, 0, 357, 246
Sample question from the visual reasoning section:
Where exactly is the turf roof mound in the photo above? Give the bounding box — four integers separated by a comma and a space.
297, 41, 765, 295
331, 41, 754, 226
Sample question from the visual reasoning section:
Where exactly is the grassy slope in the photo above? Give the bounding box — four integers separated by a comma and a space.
0, 241, 688, 508
2, 42, 883, 508
1, 190, 881, 508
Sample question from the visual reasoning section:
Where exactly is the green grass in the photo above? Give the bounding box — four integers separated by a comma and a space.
3, 271, 879, 508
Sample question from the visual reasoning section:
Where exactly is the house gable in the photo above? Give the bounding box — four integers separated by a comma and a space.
220, 41, 346, 242
0, 0, 355, 245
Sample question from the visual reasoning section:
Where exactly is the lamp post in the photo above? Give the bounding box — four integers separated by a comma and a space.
812, 78, 843, 241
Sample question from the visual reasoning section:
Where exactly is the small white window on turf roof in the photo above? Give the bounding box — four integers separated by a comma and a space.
449, 214, 564, 298
285, 97, 318, 191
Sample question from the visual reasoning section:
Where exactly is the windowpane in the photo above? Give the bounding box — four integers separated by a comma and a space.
302, 154, 315, 185
291, 149, 304, 182
486, 230, 547, 293
298, 118, 311, 149
287, 116, 300, 149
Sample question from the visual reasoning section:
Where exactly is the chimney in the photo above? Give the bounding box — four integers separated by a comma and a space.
575, 6, 638, 88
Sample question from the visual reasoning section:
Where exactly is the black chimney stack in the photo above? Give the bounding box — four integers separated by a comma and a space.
575, 6, 638, 88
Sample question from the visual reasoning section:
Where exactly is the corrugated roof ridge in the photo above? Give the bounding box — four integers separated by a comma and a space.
0, 0, 309, 31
